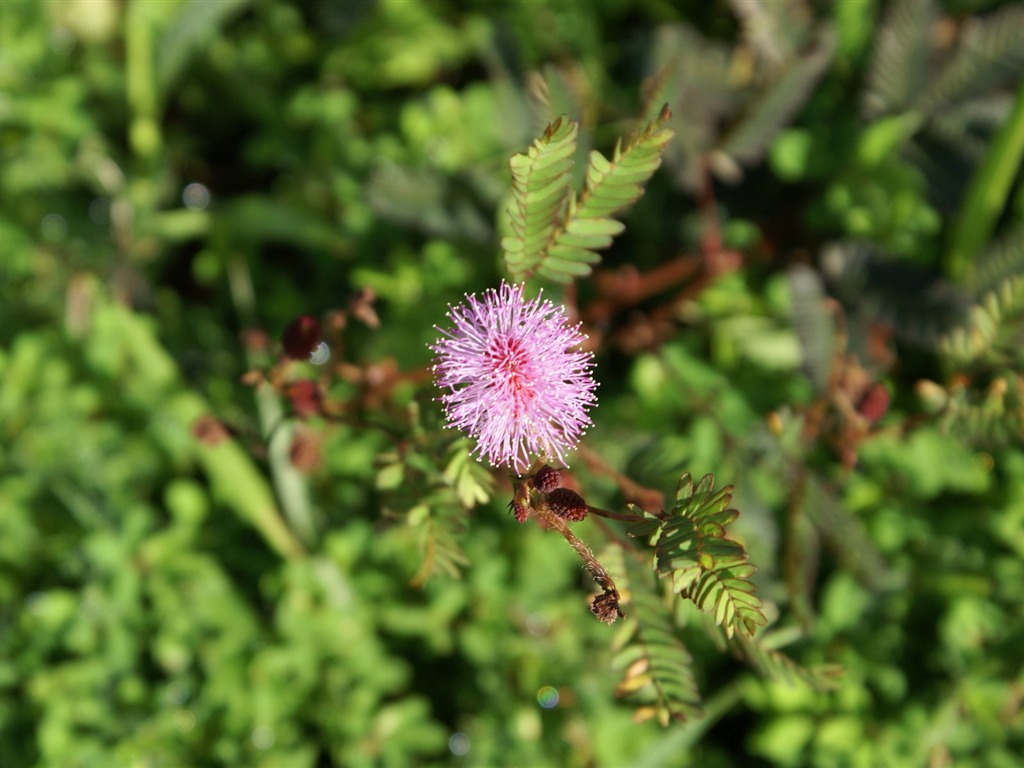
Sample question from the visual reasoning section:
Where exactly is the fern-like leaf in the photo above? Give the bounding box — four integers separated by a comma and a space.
442, 438, 494, 507
862, 0, 937, 118
940, 279, 1024, 367
921, 373, 1024, 447
526, 63, 591, 152
822, 241, 973, 352
502, 109, 673, 283
376, 433, 483, 586
926, 97, 1007, 166
717, 30, 834, 170
788, 264, 836, 394
939, 303, 1002, 365
410, 507, 470, 586
536, 105, 674, 282
917, 4, 1024, 117
501, 116, 578, 281
643, 25, 736, 190
629, 473, 767, 639
575, 106, 673, 223
964, 225, 1024, 298
933, 226, 1024, 364
727, 0, 814, 68
728, 630, 842, 692
607, 545, 703, 725
805, 475, 895, 593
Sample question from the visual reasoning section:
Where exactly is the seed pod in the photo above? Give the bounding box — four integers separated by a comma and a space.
533, 465, 561, 493
546, 487, 588, 522
590, 590, 623, 624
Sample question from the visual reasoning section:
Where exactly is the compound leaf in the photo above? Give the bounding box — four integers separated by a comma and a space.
607, 545, 702, 725
501, 116, 578, 281
502, 108, 673, 283
629, 472, 767, 639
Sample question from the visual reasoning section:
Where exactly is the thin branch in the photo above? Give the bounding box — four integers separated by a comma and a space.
577, 444, 666, 513
587, 505, 647, 523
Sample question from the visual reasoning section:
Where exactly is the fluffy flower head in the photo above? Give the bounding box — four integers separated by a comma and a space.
431, 281, 597, 474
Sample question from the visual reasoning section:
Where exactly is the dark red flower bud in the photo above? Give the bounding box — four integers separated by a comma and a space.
546, 488, 588, 522
285, 379, 321, 418
533, 465, 561, 493
509, 498, 529, 524
282, 315, 321, 360
857, 382, 890, 425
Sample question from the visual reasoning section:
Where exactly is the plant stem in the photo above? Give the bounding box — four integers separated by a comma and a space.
587, 505, 646, 523
125, 1, 161, 164
531, 500, 621, 617
227, 254, 317, 547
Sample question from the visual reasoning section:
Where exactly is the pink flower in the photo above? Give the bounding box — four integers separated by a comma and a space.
431, 282, 597, 474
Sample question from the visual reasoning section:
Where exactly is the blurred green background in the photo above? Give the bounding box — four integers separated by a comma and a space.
2, 0, 1024, 766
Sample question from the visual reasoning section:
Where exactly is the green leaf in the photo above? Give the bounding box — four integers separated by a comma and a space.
769, 128, 814, 181
155, 0, 251, 106
718, 31, 834, 167
917, 3, 1024, 117
629, 472, 767, 639
861, 0, 936, 118
442, 440, 494, 507
501, 115, 578, 280
945, 79, 1024, 282
856, 112, 924, 167
607, 545, 703, 725
502, 107, 674, 283
728, 631, 843, 692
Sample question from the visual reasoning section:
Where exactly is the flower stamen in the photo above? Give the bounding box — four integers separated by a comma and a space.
430, 281, 598, 474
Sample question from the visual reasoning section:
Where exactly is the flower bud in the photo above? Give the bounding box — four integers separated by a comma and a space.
857, 382, 890, 424
533, 465, 561, 493
282, 315, 321, 360
546, 488, 588, 522
509, 498, 529, 524
285, 379, 321, 418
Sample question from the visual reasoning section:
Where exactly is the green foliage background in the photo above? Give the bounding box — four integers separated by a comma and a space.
2, 0, 1023, 766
